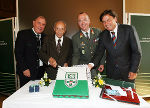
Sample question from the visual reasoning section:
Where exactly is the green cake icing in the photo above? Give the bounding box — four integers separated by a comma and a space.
53, 80, 89, 99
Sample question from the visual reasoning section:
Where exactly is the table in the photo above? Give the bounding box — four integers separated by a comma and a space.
2, 80, 150, 108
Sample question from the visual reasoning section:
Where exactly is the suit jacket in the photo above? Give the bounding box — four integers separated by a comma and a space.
92, 24, 142, 82
72, 27, 105, 65
39, 35, 73, 80
15, 29, 46, 80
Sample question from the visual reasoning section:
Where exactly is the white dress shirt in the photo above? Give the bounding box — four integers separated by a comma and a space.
110, 24, 118, 39
55, 35, 63, 46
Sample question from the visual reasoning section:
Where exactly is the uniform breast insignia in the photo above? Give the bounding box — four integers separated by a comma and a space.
93, 37, 99, 43
81, 42, 85, 54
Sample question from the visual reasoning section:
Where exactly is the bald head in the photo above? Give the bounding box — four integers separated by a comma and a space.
54, 21, 66, 38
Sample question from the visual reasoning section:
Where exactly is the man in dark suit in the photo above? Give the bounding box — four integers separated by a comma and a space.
88, 10, 142, 82
15, 16, 46, 87
72, 12, 105, 73
39, 20, 72, 80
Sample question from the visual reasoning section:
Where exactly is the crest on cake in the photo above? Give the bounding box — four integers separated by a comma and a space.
52, 66, 89, 99
65, 72, 78, 88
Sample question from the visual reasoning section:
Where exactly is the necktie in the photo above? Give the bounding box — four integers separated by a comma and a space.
36, 34, 41, 51
36, 34, 41, 67
56, 39, 61, 53
85, 32, 90, 40
111, 32, 117, 48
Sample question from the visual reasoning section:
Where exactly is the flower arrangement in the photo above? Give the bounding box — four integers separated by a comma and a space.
39, 72, 51, 86
93, 73, 105, 88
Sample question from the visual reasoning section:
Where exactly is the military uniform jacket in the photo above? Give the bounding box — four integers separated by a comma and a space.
72, 27, 105, 65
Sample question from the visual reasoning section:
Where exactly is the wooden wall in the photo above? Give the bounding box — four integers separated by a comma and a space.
125, 0, 150, 14
19, 0, 123, 37
0, 0, 16, 18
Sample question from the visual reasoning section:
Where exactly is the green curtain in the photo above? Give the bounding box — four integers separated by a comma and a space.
131, 15, 150, 96
0, 18, 16, 95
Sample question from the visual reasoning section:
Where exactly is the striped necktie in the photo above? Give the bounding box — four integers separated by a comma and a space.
111, 32, 117, 48
56, 39, 61, 53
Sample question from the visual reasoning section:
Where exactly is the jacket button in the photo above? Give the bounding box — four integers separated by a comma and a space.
115, 64, 119, 68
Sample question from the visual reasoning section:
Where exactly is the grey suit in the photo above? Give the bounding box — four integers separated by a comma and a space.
92, 24, 142, 82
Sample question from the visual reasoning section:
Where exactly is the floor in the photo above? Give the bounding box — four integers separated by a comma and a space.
143, 97, 150, 103
0, 94, 150, 108
0, 94, 7, 108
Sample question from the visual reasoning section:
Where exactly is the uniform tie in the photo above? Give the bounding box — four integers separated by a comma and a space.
85, 32, 90, 40
111, 32, 117, 48
56, 39, 61, 53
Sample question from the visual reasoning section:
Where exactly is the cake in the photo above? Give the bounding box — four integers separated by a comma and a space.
52, 67, 89, 99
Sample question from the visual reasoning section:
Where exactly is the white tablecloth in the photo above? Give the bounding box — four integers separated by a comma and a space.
2, 80, 150, 108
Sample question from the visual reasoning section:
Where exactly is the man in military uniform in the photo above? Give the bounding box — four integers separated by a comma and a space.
72, 12, 105, 77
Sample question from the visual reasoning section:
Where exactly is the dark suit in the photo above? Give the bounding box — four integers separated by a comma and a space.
15, 29, 46, 87
39, 35, 72, 80
92, 24, 142, 82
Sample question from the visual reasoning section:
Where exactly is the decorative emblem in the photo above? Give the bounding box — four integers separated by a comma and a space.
82, 49, 85, 54
79, 28, 95, 54
80, 32, 83, 38
65, 72, 78, 88
91, 28, 95, 35
93, 37, 99, 43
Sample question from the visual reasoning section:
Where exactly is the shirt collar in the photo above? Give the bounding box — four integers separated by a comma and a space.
55, 35, 63, 41
32, 28, 41, 37
81, 28, 90, 36
110, 24, 118, 37
110, 24, 118, 32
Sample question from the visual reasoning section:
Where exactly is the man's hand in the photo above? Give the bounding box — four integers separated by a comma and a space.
128, 72, 137, 80
49, 57, 57, 68
88, 64, 93, 70
23, 69, 30, 77
98, 65, 104, 72
63, 63, 68, 67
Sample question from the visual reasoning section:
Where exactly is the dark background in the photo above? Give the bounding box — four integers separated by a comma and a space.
18, 0, 123, 38
0, 0, 16, 19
